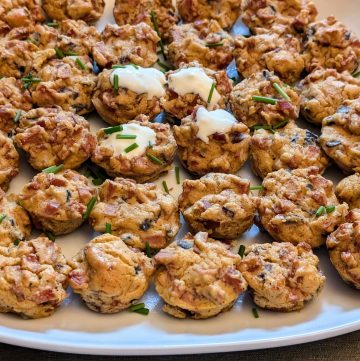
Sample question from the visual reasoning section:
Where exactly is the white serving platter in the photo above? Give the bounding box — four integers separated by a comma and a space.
2, 0, 360, 355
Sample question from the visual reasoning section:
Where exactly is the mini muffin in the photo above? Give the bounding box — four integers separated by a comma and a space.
69, 234, 154, 313
240, 242, 325, 311
92, 23, 160, 68
336, 173, 360, 210
303, 16, 360, 74
177, 0, 241, 30
15, 107, 96, 171
92, 66, 165, 125
0, 77, 32, 134
174, 107, 250, 175
161, 61, 232, 120
18, 169, 97, 235
298, 68, 360, 126
320, 99, 360, 173
92, 118, 177, 182
241, 0, 318, 36
258, 167, 348, 248
42, 0, 105, 23
89, 178, 180, 250
327, 209, 360, 289
234, 33, 305, 84
0, 132, 19, 191
0, 236, 71, 319
179, 173, 258, 239
167, 19, 234, 71
0, 189, 31, 247
154, 231, 247, 319
0, 0, 45, 35
30, 55, 97, 115
113, 0, 178, 41
230, 70, 300, 128
251, 120, 329, 179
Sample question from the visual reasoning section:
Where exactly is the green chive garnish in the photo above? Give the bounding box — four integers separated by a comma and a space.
0, 215, 6, 224
105, 223, 112, 234
75, 58, 86, 70
326, 205, 336, 214
14, 110, 21, 123
316, 205, 326, 217
112, 65, 126, 69
46, 231, 55, 242
238, 244, 245, 258
250, 124, 274, 133
64, 51, 77, 56
175, 166, 180, 184
150, 10, 166, 60
206, 42, 224, 48
116, 134, 137, 139
353, 71, 360, 78
252, 307, 259, 318
146, 153, 163, 165
104, 125, 123, 135
273, 83, 290, 101
129, 303, 145, 312
133, 307, 149, 315
42, 164, 64, 174
47, 22, 59, 27
21, 73, 41, 89
207, 82, 216, 103
273, 119, 289, 129
113, 74, 119, 91
162, 180, 169, 194
128, 63, 139, 69
250, 186, 264, 191
252, 95, 278, 105
55, 47, 65, 59
83, 197, 97, 220
145, 242, 151, 258
124, 143, 138, 153
13, 239, 20, 246
157, 60, 171, 72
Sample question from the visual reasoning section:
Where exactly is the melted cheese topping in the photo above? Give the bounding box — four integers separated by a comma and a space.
110, 66, 166, 99
102, 123, 156, 160
168, 67, 221, 105
196, 107, 237, 144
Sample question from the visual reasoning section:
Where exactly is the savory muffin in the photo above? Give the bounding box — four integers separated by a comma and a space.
113, 0, 178, 41
258, 167, 348, 248
89, 178, 180, 251
303, 16, 360, 74
174, 107, 250, 175
251, 120, 329, 178
298, 68, 360, 126
30, 55, 97, 115
18, 169, 97, 235
91, 117, 177, 182
15, 107, 96, 171
234, 33, 305, 84
69, 234, 154, 313
320, 99, 360, 173
336, 173, 360, 210
161, 61, 232, 120
0, 132, 19, 191
240, 242, 325, 311
92, 66, 165, 125
42, 0, 105, 23
154, 231, 248, 319
230, 70, 300, 128
177, 0, 241, 30
167, 19, 234, 71
92, 23, 160, 68
179, 173, 258, 239
0, 77, 32, 134
327, 209, 360, 289
0, 189, 31, 247
241, 0, 318, 36
0, 236, 71, 319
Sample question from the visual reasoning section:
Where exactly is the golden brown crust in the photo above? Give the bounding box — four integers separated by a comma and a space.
0, 132, 19, 191
336, 173, 360, 210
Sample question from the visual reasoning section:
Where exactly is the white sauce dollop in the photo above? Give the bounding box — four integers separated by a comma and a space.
168, 67, 221, 106
196, 107, 237, 144
102, 123, 156, 160
110, 66, 166, 99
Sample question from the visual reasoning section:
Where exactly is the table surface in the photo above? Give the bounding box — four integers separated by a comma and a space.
1, 329, 360, 360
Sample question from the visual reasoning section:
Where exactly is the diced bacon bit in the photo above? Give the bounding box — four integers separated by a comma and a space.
34, 288, 57, 304
212, 133, 227, 141
77, 187, 92, 202
167, 89, 178, 100
103, 204, 118, 216
23, 254, 41, 273
69, 270, 88, 288
27, 181, 41, 190
143, 233, 166, 248
223, 268, 245, 293
81, 133, 96, 153
278, 100, 293, 111
44, 200, 60, 215
11, 285, 25, 301
154, 249, 176, 265
50, 177, 67, 187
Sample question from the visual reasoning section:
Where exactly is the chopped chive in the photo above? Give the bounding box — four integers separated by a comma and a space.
238, 244, 245, 258
326, 205, 336, 214
252, 95, 278, 105
150, 10, 166, 59
157, 60, 171, 72
112, 65, 126, 69
175, 166, 180, 184
21, 73, 41, 89
92, 178, 104, 186
128, 63, 139, 69
75, 58, 86, 70
146, 153, 163, 165
315, 205, 326, 217
55, 47, 65, 59
133, 307, 149, 315
273, 83, 290, 101
42, 164, 64, 174
207, 82, 216, 103
129, 303, 145, 312
83, 197, 97, 220
104, 125, 123, 134
45, 231, 55, 242
252, 307, 259, 318
353, 71, 360, 78
250, 124, 273, 131
47, 22, 59, 27
250, 186, 264, 191
63, 51, 77, 56
162, 180, 169, 194
13, 239, 20, 246
124, 143, 138, 153
0, 215, 6, 224
27, 37, 38, 45
206, 42, 224, 48
148, 141, 153, 148
116, 134, 137, 139
273, 119, 289, 129
14, 110, 21, 123
145, 241, 151, 258
113, 74, 119, 91
105, 223, 112, 234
